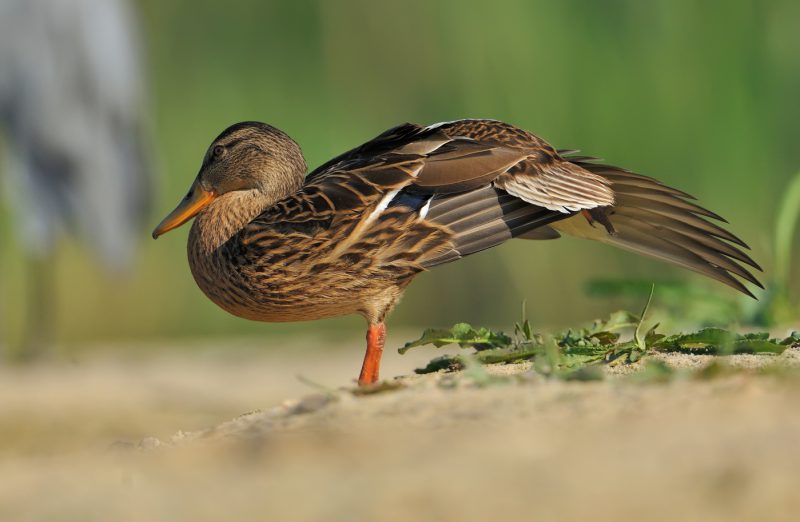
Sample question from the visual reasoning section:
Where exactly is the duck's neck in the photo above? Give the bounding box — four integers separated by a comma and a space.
189, 186, 289, 254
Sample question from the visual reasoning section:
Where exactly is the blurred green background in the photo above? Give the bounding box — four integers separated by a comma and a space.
1, 0, 798, 349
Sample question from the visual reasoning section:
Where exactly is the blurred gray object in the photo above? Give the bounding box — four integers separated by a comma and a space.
0, 0, 152, 355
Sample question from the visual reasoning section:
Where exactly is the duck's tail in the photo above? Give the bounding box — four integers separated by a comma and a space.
549, 152, 763, 298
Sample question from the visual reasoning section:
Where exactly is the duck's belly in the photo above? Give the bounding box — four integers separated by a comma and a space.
188, 251, 405, 323
191, 267, 363, 322
209, 293, 364, 323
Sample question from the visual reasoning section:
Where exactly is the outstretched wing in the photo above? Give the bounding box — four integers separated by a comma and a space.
248, 119, 761, 298
256, 119, 614, 228
554, 151, 762, 297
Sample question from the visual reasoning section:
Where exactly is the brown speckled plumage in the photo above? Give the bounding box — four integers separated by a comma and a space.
154, 119, 762, 384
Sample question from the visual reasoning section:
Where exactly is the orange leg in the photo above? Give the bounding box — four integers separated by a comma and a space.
358, 322, 386, 386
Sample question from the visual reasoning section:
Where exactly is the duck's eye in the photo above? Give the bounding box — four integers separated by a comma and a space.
212, 145, 226, 159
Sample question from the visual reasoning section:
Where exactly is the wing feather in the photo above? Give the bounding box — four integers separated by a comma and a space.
248, 120, 760, 298
551, 154, 762, 296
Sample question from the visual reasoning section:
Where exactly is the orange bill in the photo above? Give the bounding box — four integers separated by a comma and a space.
152, 180, 217, 239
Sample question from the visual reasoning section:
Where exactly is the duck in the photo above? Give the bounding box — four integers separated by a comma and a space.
152, 119, 762, 385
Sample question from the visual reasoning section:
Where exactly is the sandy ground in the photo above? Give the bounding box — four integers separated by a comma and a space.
2, 336, 800, 522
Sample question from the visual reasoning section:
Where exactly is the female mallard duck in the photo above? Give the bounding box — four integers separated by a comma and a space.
153, 119, 761, 385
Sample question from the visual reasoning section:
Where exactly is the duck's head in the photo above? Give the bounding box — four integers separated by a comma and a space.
152, 121, 306, 239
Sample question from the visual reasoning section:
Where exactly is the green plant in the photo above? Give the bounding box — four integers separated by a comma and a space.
400, 294, 800, 380
758, 170, 800, 325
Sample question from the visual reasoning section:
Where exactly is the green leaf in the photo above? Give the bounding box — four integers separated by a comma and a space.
774, 170, 800, 289
590, 310, 640, 333
732, 339, 787, 354
474, 347, 542, 365
514, 300, 535, 343
399, 323, 512, 354
652, 327, 792, 355
590, 331, 621, 345
655, 327, 733, 352
782, 331, 800, 346
634, 284, 656, 352
414, 355, 465, 374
